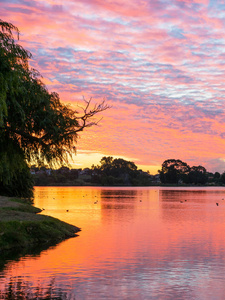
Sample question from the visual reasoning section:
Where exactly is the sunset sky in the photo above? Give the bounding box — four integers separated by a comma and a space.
2, 0, 225, 174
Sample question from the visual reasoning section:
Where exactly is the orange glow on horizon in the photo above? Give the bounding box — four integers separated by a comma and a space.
2, 0, 225, 173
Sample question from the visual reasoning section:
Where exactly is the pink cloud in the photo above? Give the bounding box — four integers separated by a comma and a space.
2, 0, 225, 173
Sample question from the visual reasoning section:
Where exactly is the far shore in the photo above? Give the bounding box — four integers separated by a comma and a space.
34, 182, 225, 187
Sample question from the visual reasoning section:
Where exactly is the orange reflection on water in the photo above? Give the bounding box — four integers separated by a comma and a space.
1, 186, 225, 299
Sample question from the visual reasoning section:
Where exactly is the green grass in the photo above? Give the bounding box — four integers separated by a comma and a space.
0, 196, 80, 253
1, 205, 42, 213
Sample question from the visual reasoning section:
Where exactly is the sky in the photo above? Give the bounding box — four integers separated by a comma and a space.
2, 0, 225, 174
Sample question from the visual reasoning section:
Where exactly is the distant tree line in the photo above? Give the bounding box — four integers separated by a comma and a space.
32, 157, 225, 187
91, 156, 152, 186
159, 159, 225, 185
32, 157, 155, 186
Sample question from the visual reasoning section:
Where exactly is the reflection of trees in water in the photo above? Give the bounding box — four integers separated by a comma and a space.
0, 242, 59, 273
0, 277, 75, 299
159, 190, 213, 222
101, 189, 138, 197
100, 189, 138, 210
160, 189, 214, 203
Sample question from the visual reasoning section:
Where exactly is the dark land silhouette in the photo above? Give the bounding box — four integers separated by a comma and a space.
31, 157, 225, 187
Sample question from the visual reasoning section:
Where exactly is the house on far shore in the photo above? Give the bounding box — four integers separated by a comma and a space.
30, 167, 52, 176
30, 168, 36, 175
151, 174, 161, 184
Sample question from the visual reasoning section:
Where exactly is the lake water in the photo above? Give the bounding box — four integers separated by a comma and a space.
1, 186, 225, 299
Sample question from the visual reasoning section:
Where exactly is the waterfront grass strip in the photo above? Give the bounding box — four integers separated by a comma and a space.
0, 196, 80, 252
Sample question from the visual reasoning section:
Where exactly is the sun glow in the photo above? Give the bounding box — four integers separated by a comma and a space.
2, 0, 225, 173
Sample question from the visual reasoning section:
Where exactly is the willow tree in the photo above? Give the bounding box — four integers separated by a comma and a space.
0, 20, 109, 197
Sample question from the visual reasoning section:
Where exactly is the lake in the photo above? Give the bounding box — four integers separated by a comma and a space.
1, 186, 225, 299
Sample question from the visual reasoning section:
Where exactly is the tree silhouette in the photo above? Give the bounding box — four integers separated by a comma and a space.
0, 20, 109, 197
160, 159, 190, 184
188, 166, 207, 184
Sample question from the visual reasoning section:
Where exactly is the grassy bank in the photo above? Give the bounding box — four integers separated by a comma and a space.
0, 196, 80, 253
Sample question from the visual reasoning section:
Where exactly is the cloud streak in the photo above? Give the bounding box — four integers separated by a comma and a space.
2, 0, 225, 173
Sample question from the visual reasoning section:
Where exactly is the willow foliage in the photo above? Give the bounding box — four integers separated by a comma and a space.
0, 20, 109, 197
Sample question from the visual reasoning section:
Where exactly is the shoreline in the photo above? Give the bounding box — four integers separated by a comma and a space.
0, 196, 80, 255
34, 183, 225, 187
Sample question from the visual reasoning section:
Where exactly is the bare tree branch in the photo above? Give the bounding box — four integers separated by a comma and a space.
1, 98, 111, 146
76, 98, 111, 132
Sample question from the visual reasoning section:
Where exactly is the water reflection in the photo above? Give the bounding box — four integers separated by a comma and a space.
0, 276, 75, 299
101, 189, 137, 212
1, 187, 225, 299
